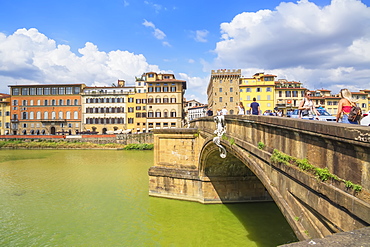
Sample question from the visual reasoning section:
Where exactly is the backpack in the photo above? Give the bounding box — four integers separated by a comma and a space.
348, 103, 362, 122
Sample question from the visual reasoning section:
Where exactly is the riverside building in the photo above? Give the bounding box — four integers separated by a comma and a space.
0, 93, 11, 135
137, 72, 186, 130
207, 69, 241, 115
239, 72, 277, 114
8, 84, 85, 135
81, 80, 135, 134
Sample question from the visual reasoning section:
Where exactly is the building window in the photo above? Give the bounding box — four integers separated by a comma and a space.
267, 95, 271, 100
257, 96, 261, 100
266, 87, 271, 92
52, 87, 58, 95
66, 87, 72, 94
22, 88, 29, 95
219, 88, 222, 93
59, 87, 65, 95
230, 97, 233, 102
30, 88, 36, 95
230, 87, 233, 92
219, 97, 222, 102
66, 111, 71, 119
59, 111, 64, 119
170, 87, 176, 92
66, 99, 71, 105
13, 100, 18, 106
155, 97, 161, 103
37, 112, 41, 119
44, 88, 51, 95
30, 112, 34, 120
12, 88, 19, 95
246, 88, 251, 92
256, 88, 261, 92
170, 111, 176, 117
285, 91, 291, 97
73, 87, 80, 94
155, 111, 161, 118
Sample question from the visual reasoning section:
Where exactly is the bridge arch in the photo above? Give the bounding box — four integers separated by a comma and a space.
198, 139, 272, 203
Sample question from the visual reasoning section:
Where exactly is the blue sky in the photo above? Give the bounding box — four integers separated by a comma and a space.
0, 0, 369, 103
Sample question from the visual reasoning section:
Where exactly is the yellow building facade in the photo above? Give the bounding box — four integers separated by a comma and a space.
0, 93, 11, 135
239, 73, 276, 114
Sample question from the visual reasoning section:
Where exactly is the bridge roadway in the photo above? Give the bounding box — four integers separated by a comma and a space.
148, 115, 370, 241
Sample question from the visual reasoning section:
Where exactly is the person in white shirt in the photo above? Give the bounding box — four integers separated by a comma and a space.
221, 106, 228, 115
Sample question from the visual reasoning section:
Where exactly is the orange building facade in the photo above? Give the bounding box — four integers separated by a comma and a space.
9, 84, 85, 135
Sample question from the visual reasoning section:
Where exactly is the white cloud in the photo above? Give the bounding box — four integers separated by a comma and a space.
178, 73, 209, 103
214, 0, 370, 92
194, 30, 209, 43
0, 28, 161, 92
143, 19, 167, 40
144, 1, 165, 13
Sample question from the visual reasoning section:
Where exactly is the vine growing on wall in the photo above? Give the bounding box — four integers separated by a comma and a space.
271, 149, 362, 192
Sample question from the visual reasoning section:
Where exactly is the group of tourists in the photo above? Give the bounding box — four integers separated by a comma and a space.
299, 88, 360, 124
206, 88, 361, 125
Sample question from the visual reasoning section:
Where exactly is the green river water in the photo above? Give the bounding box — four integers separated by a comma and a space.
0, 150, 297, 246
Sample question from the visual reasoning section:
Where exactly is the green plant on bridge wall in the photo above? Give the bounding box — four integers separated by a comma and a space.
271, 149, 362, 192
220, 134, 235, 146
258, 142, 266, 150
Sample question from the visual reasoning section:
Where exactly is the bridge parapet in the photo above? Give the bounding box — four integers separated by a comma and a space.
191, 115, 370, 191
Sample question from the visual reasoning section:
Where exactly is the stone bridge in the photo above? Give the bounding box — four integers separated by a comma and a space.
148, 115, 370, 241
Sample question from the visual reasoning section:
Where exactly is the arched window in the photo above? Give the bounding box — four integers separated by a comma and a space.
52, 99, 56, 106
52, 111, 56, 119
66, 111, 71, 119
59, 99, 63, 105
163, 96, 169, 103
163, 110, 169, 118
66, 99, 71, 105
170, 97, 176, 103
44, 111, 48, 120
29, 111, 34, 120
59, 111, 63, 119
22, 112, 28, 120
148, 96, 154, 104
155, 110, 161, 118
74, 99, 78, 105
155, 96, 161, 103
37, 111, 41, 120
148, 111, 154, 118
74, 111, 78, 119
170, 110, 176, 118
